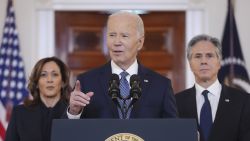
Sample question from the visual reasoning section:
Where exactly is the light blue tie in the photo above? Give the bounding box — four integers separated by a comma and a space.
118, 71, 131, 119
200, 90, 212, 141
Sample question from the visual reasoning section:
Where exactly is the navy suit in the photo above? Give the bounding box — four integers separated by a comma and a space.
77, 61, 177, 118
175, 85, 250, 141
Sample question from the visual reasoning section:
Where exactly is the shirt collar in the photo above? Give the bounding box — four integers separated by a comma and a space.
111, 60, 138, 76
195, 79, 222, 96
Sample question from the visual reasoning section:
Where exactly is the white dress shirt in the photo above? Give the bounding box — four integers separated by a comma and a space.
67, 60, 138, 119
111, 60, 138, 82
195, 79, 222, 123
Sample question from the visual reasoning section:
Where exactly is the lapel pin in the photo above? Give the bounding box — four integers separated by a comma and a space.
144, 79, 148, 82
225, 99, 230, 102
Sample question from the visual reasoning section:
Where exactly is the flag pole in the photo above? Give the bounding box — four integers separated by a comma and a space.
229, 0, 234, 85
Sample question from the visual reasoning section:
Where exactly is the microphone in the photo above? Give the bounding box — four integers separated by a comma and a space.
129, 74, 142, 108
108, 74, 120, 99
108, 74, 125, 118
130, 74, 142, 99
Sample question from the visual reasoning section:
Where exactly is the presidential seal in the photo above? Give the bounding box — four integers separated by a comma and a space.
105, 133, 144, 141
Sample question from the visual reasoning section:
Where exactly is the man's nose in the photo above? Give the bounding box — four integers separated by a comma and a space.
114, 36, 122, 44
200, 56, 208, 64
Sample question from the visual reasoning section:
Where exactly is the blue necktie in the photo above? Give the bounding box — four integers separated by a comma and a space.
118, 71, 131, 119
200, 90, 213, 141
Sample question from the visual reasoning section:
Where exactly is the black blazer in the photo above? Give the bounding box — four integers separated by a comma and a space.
73, 61, 177, 118
175, 85, 250, 141
5, 100, 67, 141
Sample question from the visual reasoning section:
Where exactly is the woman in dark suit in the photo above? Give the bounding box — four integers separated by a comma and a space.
5, 57, 72, 141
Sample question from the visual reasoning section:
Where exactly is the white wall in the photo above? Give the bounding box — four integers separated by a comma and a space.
0, 0, 36, 77
205, 0, 250, 74
0, 0, 250, 88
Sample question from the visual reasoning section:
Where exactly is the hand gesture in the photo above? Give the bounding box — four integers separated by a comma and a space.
69, 80, 94, 115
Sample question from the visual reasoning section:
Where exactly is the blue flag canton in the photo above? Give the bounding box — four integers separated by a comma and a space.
0, 3, 29, 106
218, 0, 250, 92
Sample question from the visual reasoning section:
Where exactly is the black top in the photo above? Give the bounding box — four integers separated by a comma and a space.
5, 99, 67, 141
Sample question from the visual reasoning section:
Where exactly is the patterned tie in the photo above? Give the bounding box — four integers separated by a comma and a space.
200, 90, 213, 141
118, 71, 131, 119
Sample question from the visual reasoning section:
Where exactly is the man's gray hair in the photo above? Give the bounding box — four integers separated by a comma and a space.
187, 34, 222, 60
108, 11, 145, 37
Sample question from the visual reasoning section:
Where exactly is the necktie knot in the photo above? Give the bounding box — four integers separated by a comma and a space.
202, 90, 209, 99
120, 71, 129, 79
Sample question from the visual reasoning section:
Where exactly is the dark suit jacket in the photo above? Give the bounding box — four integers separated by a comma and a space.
76, 61, 177, 118
5, 100, 67, 141
175, 85, 250, 141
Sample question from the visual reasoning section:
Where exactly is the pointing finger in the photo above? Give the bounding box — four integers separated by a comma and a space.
74, 80, 81, 92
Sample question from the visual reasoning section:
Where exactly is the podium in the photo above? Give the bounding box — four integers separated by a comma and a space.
51, 119, 197, 141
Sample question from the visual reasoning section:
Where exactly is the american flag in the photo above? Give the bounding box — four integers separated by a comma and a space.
218, 0, 250, 92
0, 0, 29, 140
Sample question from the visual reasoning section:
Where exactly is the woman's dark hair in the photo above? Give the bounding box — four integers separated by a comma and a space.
24, 57, 71, 106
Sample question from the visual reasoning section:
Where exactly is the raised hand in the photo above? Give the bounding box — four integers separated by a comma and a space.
69, 80, 94, 115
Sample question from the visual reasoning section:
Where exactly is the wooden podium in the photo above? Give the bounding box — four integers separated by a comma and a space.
51, 119, 197, 141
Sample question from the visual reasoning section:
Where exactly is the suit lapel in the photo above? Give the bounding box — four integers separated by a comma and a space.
138, 64, 150, 101
189, 87, 199, 119
130, 64, 150, 118
189, 86, 207, 141
214, 85, 231, 120
209, 86, 231, 139
99, 62, 119, 118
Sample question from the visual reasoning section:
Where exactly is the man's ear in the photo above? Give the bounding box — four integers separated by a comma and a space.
137, 36, 145, 51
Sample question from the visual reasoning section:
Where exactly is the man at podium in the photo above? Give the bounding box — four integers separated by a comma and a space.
64, 11, 178, 119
